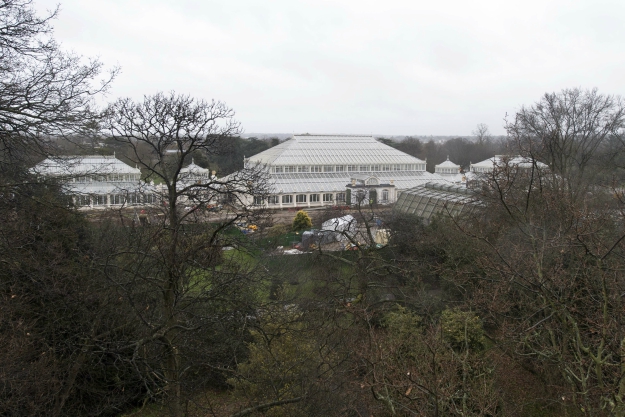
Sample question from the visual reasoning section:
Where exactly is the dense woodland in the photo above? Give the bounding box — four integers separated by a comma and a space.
2, 1, 625, 417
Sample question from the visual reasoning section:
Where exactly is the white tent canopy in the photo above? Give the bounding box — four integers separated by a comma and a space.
321, 215, 357, 243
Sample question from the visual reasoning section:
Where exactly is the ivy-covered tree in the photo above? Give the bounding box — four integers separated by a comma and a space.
0, 180, 144, 416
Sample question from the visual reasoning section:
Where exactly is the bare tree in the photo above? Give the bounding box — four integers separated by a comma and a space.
0, 0, 116, 173
354, 306, 501, 417
472, 123, 491, 146
104, 92, 270, 218
439, 96, 625, 413
0, 3, 135, 416
506, 88, 625, 199
103, 92, 270, 416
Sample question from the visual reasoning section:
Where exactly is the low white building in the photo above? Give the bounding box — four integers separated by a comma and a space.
469, 155, 548, 174
32, 155, 157, 208
245, 134, 448, 208
465, 155, 548, 185
434, 157, 464, 184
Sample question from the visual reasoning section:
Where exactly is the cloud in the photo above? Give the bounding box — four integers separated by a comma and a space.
35, 0, 625, 135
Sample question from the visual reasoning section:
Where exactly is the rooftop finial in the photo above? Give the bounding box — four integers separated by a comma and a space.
192, 157, 194, 165
447, 155, 449, 161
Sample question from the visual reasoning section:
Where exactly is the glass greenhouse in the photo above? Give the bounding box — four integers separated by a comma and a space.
393, 182, 479, 222
246, 134, 449, 208
32, 155, 157, 208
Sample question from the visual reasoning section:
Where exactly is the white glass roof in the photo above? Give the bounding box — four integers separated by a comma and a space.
470, 155, 548, 171
435, 157, 460, 170
394, 182, 480, 220
248, 135, 426, 166
32, 155, 140, 176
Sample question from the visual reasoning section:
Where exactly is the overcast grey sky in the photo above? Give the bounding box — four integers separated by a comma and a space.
35, 0, 625, 136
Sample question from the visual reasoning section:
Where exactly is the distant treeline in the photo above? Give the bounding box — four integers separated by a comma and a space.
204, 136, 280, 175
379, 136, 505, 172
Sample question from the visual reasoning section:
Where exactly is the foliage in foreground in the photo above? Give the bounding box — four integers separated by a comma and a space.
1, 9, 623, 415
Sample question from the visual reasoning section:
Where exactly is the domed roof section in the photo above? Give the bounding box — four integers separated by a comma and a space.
435, 156, 460, 171
434, 156, 463, 183
180, 159, 209, 175
179, 159, 210, 182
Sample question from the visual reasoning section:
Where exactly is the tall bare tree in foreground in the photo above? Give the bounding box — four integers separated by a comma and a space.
506, 88, 625, 199
103, 92, 270, 416
437, 89, 625, 415
0, 1, 126, 416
